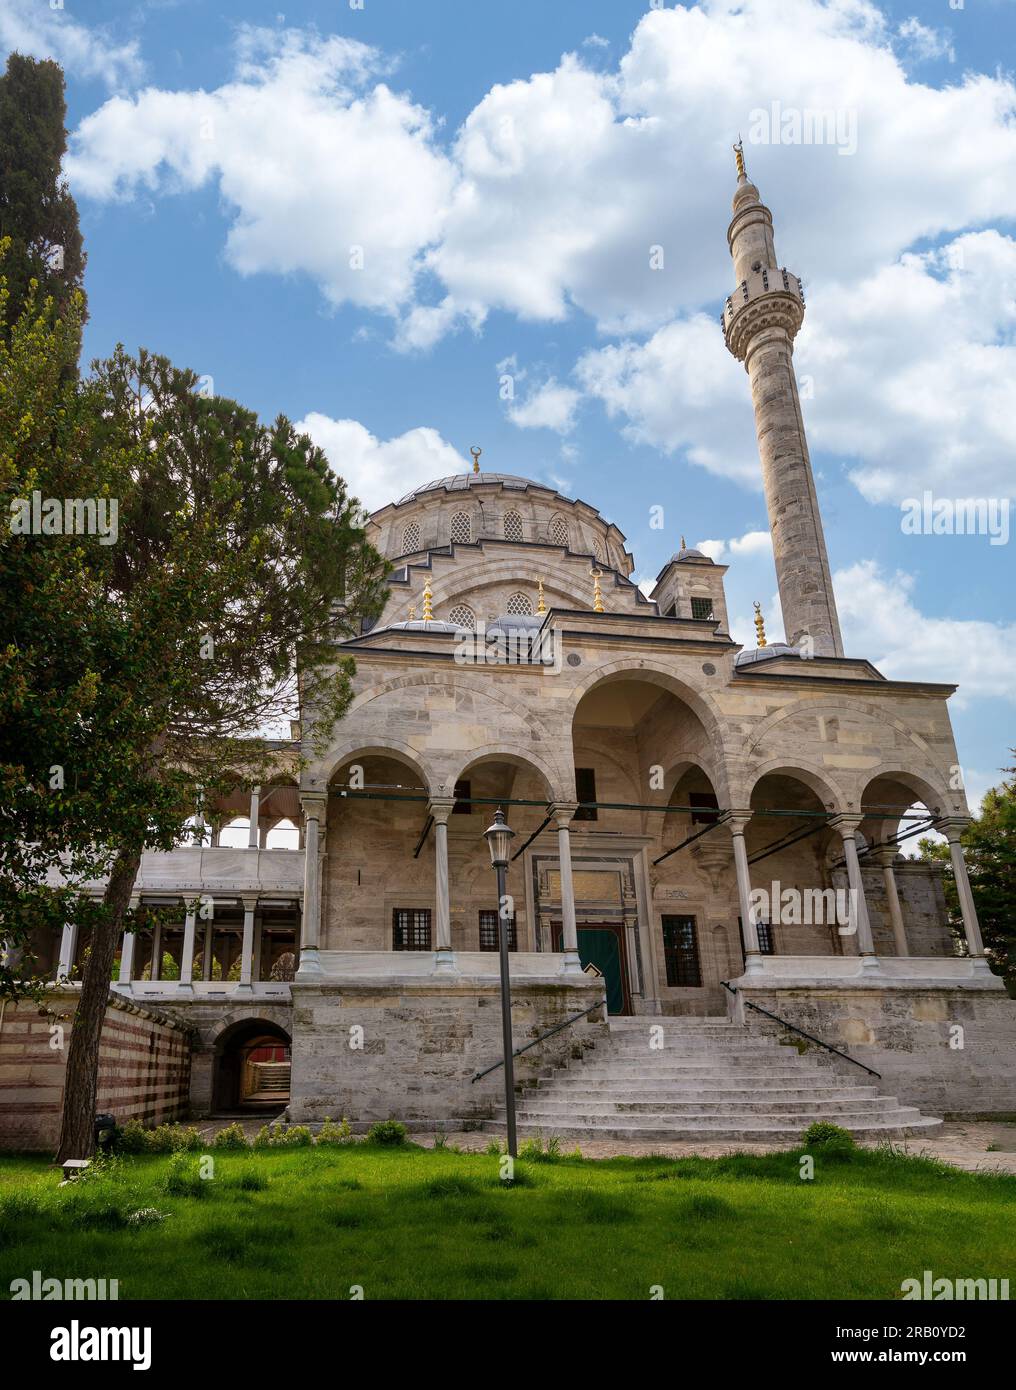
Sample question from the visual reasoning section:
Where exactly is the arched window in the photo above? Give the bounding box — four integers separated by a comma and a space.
593, 539, 606, 564
506, 591, 533, 616
503, 510, 524, 542
550, 516, 569, 547
451, 511, 472, 544
448, 604, 475, 630
401, 521, 420, 553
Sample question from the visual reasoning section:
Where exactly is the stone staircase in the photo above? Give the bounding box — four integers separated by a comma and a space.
484, 1016, 942, 1144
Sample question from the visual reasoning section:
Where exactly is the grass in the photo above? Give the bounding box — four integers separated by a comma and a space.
0, 1142, 1013, 1300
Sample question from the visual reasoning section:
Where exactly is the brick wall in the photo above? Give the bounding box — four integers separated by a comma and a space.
0, 989, 194, 1152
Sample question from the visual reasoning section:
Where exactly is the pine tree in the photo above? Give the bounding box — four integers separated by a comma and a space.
0, 53, 86, 354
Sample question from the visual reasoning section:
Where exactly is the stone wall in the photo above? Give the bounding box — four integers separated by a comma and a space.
735, 977, 1016, 1116
0, 990, 194, 1152
288, 969, 606, 1130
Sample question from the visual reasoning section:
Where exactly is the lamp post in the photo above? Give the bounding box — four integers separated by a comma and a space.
484, 807, 517, 1157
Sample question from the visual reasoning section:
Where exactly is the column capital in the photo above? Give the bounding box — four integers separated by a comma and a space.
871, 844, 900, 869
240, 894, 259, 913
300, 792, 327, 822
828, 813, 864, 839
549, 801, 578, 828
427, 797, 456, 825
719, 808, 753, 834
937, 815, 971, 842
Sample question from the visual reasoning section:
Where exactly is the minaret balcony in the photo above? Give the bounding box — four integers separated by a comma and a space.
722, 266, 805, 362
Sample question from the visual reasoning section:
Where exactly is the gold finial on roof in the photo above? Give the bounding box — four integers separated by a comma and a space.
680, 535, 687, 550
590, 567, 604, 614
734, 137, 746, 181
422, 579, 433, 623
753, 600, 767, 648
537, 578, 546, 615
470, 445, 482, 475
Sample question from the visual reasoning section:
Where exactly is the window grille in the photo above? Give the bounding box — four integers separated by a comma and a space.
550, 517, 569, 547
691, 596, 714, 621
393, 908, 432, 951
505, 591, 532, 616
503, 511, 524, 542
401, 521, 420, 553
450, 511, 472, 544
479, 910, 517, 951
448, 604, 475, 630
662, 916, 702, 986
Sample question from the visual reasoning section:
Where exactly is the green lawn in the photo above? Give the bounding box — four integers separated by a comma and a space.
1, 1142, 1013, 1300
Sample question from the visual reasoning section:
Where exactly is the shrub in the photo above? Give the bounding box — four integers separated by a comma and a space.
114, 1118, 151, 1155
212, 1123, 250, 1151
253, 1122, 314, 1148
519, 1134, 561, 1163
803, 1122, 857, 1154
164, 1153, 207, 1198
366, 1120, 407, 1146
316, 1116, 352, 1146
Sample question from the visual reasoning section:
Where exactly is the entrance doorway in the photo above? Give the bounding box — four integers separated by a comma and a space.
212, 1018, 292, 1114
555, 922, 631, 1015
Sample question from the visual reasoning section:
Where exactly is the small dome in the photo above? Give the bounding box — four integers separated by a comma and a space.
735, 643, 800, 668
388, 619, 462, 634
670, 547, 710, 564
487, 614, 545, 637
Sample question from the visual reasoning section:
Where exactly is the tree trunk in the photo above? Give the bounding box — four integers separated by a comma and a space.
55, 846, 142, 1162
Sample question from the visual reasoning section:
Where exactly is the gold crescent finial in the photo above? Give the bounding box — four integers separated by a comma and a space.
422, 579, 433, 623
734, 137, 746, 181
590, 567, 604, 614
537, 577, 546, 615
470, 445, 482, 475
753, 600, 767, 648
408, 602, 416, 621
680, 535, 687, 550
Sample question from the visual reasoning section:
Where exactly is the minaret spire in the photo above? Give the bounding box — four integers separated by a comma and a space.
721, 157, 844, 658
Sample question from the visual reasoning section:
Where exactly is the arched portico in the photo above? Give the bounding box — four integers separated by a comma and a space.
211, 1016, 292, 1114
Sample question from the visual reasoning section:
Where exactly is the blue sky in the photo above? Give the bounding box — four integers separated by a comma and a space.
6, 0, 1014, 811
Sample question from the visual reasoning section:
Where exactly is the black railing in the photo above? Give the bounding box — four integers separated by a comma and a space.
721, 980, 881, 1078
471, 997, 607, 1084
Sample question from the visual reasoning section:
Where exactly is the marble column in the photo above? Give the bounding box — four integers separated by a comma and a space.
295, 794, 326, 977
248, 785, 261, 849
940, 817, 989, 969
551, 803, 582, 974
202, 921, 214, 981
873, 847, 909, 957
118, 897, 139, 986
721, 810, 761, 974
429, 798, 457, 972
179, 903, 197, 990
831, 815, 878, 970
238, 896, 257, 993
56, 920, 78, 982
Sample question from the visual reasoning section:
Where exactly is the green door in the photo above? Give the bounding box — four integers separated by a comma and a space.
576, 926, 626, 1015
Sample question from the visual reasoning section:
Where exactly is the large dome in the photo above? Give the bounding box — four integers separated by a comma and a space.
395, 472, 548, 506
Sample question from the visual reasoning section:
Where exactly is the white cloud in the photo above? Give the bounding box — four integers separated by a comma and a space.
295, 414, 467, 514
507, 378, 581, 433
896, 18, 955, 65
67, 28, 456, 316
834, 559, 1016, 705
0, 0, 143, 89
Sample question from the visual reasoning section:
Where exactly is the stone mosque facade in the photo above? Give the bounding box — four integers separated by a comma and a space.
3, 157, 1014, 1150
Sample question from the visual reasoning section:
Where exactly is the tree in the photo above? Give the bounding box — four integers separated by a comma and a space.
50, 348, 387, 1159
917, 757, 1016, 994
0, 54, 86, 355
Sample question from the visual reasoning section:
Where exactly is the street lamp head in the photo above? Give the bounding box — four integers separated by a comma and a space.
484, 806, 515, 867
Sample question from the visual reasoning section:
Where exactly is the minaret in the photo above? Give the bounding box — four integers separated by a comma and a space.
722, 143, 844, 657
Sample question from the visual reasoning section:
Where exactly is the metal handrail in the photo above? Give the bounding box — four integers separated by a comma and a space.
471, 997, 607, 1083
721, 980, 881, 1078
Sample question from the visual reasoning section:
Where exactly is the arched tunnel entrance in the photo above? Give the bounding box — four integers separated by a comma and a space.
212, 1018, 292, 1115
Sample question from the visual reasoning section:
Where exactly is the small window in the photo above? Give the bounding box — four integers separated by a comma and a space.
401, 521, 420, 554
452, 779, 471, 815
574, 766, 597, 821
479, 909, 517, 952
550, 516, 569, 547
393, 908, 432, 951
662, 915, 702, 987
448, 604, 475, 630
691, 596, 714, 621
503, 510, 524, 542
689, 791, 719, 825
505, 591, 532, 616
451, 511, 472, 544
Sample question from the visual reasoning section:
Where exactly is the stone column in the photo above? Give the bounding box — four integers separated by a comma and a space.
873, 847, 909, 957
830, 816, 878, 970
56, 920, 78, 982
721, 810, 762, 974
237, 896, 258, 993
248, 785, 261, 849
179, 902, 198, 990
940, 818, 989, 969
151, 922, 162, 981
551, 803, 582, 974
295, 794, 326, 978
118, 897, 140, 986
202, 921, 214, 981
428, 798, 457, 973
